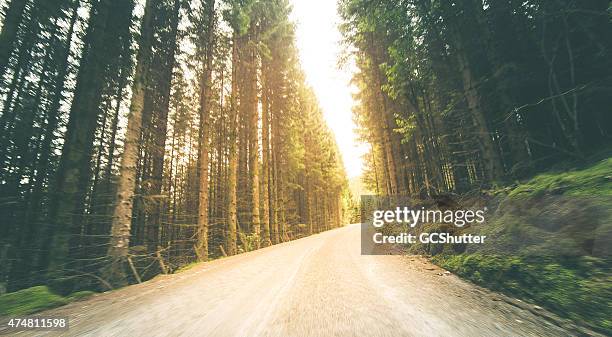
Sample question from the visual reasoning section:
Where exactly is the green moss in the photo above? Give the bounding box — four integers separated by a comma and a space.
66, 290, 95, 301
0, 286, 94, 317
417, 159, 612, 333
433, 254, 612, 335
509, 158, 612, 198
175, 261, 200, 273
175, 255, 224, 273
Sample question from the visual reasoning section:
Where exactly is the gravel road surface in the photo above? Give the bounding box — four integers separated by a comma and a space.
6, 224, 579, 336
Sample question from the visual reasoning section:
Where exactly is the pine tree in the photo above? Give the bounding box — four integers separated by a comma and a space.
195, 0, 216, 261
105, 0, 155, 287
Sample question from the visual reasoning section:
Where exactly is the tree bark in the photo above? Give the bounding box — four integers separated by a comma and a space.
105, 0, 155, 286
260, 68, 272, 247
226, 34, 240, 256
247, 42, 261, 249
195, 0, 216, 261
45, 0, 117, 291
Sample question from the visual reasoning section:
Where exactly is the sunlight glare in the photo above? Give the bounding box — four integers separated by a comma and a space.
289, 0, 368, 179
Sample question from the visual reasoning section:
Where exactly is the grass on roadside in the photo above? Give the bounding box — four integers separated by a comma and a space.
0, 286, 94, 317
509, 158, 612, 198
427, 158, 612, 334
432, 254, 612, 334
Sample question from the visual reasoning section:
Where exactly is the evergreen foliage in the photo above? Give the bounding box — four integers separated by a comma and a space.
0, 0, 348, 293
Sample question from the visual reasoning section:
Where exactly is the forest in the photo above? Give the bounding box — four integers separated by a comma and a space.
338, 1, 611, 332
0, 0, 349, 294
0, 0, 611, 334
339, 0, 612, 196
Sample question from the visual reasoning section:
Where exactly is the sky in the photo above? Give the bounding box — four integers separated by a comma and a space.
289, 0, 368, 179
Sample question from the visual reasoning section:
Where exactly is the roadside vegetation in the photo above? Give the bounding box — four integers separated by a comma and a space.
340, 0, 610, 330
0, 0, 349, 297
424, 158, 612, 334
0, 286, 93, 317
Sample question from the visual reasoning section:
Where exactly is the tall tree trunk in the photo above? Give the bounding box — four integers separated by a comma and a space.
456, 46, 505, 181
146, 0, 182, 254
22, 1, 80, 280
443, 0, 505, 182
271, 124, 280, 244
104, 0, 155, 287
247, 42, 260, 249
226, 34, 240, 256
45, 0, 119, 291
260, 69, 271, 247
195, 0, 216, 261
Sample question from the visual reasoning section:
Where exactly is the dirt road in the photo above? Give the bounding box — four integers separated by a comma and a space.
8, 224, 578, 336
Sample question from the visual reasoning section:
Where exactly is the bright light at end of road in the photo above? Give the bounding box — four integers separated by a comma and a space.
289, 0, 368, 179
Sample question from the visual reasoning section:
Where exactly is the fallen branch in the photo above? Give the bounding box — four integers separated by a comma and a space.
156, 250, 168, 274
61, 268, 113, 291
127, 256, 142, 283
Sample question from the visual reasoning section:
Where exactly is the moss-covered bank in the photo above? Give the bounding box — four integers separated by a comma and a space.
0, 286, 93, 317
420, 158, 612, 334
